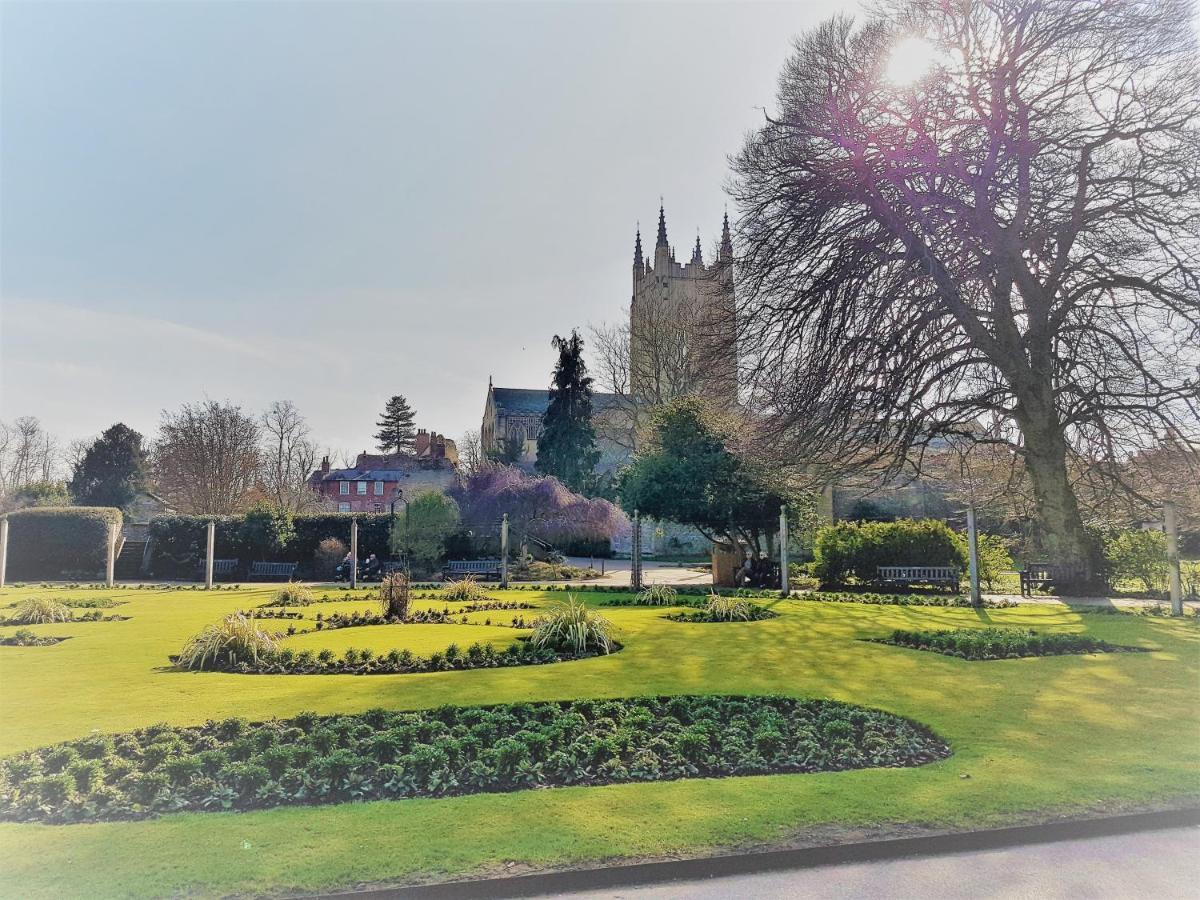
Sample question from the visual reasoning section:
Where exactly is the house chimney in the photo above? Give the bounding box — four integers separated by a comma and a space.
414, 428, 430, 457
320, 455, 330, 474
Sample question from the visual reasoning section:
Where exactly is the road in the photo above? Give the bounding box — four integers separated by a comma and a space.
544, 826, 1199, 899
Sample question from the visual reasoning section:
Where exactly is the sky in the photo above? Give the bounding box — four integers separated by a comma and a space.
1, 0, 847, 458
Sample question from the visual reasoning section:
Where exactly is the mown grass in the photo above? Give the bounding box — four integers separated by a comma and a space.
0, 583, 1196, 898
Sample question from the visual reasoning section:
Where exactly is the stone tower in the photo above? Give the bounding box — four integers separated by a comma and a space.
629, 202, 737, 406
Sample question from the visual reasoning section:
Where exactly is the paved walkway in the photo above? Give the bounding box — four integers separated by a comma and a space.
546, 826, 1199, 899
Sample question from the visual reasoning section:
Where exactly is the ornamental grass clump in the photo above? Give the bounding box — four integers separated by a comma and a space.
530, 596, 615, 655
175, 614, 281, 671
705, 594, 754, 621
6, 598, 73, 625
440, 575, 491, 602
271, 582, 313, 607
637, 584, 678, 606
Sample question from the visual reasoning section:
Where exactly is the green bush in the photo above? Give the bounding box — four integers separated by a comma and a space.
530, 597, 616, 655
666, 594, 777, 623
3, 507, 122, 580
872, 627, 1146, 660
0, 696, 950, 823
174, 615, 281, 671
1104, 529, 1168, 593
813, 519, 967, 585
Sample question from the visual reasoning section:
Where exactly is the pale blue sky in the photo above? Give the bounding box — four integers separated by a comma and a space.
1, 0, 845, 455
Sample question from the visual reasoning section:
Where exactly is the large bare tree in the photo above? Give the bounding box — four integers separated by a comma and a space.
0, 416, 61, 498
153, 400, 262, 515
731, 0, 1200, 583
260, 400, 319, 513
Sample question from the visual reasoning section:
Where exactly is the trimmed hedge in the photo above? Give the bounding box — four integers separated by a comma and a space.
0, 695, 951, 823
813, 519, 967, 586
2, 507, 122, 580
146, 514, 396, 578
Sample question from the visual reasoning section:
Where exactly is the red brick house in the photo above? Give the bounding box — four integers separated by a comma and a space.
308, 433, 458, 513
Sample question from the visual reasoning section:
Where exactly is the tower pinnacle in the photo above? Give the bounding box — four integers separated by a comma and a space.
656, 202, 668, 249
719, 209, 733, 260
633, 225, 644, 269
692, 231, 703, 265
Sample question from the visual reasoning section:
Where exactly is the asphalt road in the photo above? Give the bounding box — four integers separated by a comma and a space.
545, 826, 1199, 900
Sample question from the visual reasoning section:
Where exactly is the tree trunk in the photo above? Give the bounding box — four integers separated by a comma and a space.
1013, 392, 1100, 590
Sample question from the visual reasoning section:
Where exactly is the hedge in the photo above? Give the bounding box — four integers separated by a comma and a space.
813, 519, 967, 585
2, 507, 122, 580
146, 514, 397, 578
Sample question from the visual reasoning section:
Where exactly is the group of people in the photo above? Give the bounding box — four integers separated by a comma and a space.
736, 551, 779, 589
334, 552, 384, 582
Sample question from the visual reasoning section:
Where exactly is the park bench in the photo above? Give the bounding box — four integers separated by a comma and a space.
194, 558, 239, 579
1020, 563, 1060, 596
249, 561, 299, 581
877, 565, 961, 592
443, 559, 503, 581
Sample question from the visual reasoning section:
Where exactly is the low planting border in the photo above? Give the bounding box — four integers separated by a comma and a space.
867, 627, 1150, 660
0, 695, 951, 824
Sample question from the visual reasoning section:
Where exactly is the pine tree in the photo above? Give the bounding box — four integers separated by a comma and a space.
69, 423, 148, 509
536, 331, 600, 492
375, 395, 417, 454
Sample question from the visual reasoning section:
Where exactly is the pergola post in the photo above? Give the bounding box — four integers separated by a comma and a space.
0, 518, 8, 589
500, 514, 509, 588
631, 510, 642, 592
105, 522, 118, 588
966, 506, 982, 606
1165, 501, 1182, 617
350, 518, 359, 589
204, 521, 215, 589
779, 505, 790, 596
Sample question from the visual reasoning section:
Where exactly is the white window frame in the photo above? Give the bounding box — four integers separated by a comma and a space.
339, 481, 349, 495
374, 481, 385, 496
356, 481, 368, 495
338, 502, 351, 513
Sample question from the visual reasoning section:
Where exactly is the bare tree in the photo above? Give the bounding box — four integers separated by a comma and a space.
457, 428, 487, 477
731, 0, 1200, 584
152, 401, 262, 515
0, 416, 62, 497
260, 400, 319, 513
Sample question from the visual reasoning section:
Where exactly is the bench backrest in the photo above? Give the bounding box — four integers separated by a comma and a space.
250, 562, 298, 576
1024, 564, 1059, 580
445, 559, 501, 573
878, 566, 960, 579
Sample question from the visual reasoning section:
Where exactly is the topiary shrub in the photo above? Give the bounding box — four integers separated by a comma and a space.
3, 507, 122, 580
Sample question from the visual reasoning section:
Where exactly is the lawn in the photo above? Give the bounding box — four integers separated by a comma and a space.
0, 582, 1197, 898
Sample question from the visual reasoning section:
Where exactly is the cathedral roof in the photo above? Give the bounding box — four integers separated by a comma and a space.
491, 387, 623, 417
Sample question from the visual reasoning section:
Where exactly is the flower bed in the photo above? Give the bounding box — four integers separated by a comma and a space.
666, 606, 778, 623
0, 630, 70, 647
869, 627, 1149, 660
803, 592, 1017, 609
0, 695, 950, 824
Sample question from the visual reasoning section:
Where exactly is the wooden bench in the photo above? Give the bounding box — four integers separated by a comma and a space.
1020, 563, 1060, 596
195, 558, 238, 578
443, 559, 503, 580
249, 561, 299, 580
877, 565, 961, 591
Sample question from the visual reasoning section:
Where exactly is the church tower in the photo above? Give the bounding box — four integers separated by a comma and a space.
629, 201, 737, 407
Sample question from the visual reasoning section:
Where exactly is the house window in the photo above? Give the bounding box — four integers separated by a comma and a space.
372, 503, 382, 513
338, 502, 351, 513
356, 482, 367, 495
339, 482, 349, 495
374, 481, 384, 496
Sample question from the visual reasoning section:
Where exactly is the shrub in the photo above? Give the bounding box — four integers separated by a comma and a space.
976, 534, 1015, 591
813, 519, 967, 585
313, 537, 348, 577
5, 598, 73, 624
665, 594, 777, 623
242, 504, 295, 561
1, 628, 66, 647
530, 597, 615, 655
1104, 530, 1168, 593
380, 571, 411, 620
271, 582, 313, 607
0, 696, 950, 823
3, 507, 122, 580
637, 584, 678, 606
871, 627, 1147, 660
175, 615, 281, 671
440, 575, 490, 602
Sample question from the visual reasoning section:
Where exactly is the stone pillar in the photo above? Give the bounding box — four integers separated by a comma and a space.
966, 506, 981, 606
0, 518, 8, 589
106, 522, 118, 588
205, 521, 216, 589
500, 514, 509, 589
779, 506, 790, 596
1165, 502, 1182, 617
350, 518, 358, 589
631, 510, 642, 592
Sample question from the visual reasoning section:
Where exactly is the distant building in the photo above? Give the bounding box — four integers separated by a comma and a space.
308, 448, 457, 514
481, 381, 632, 473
